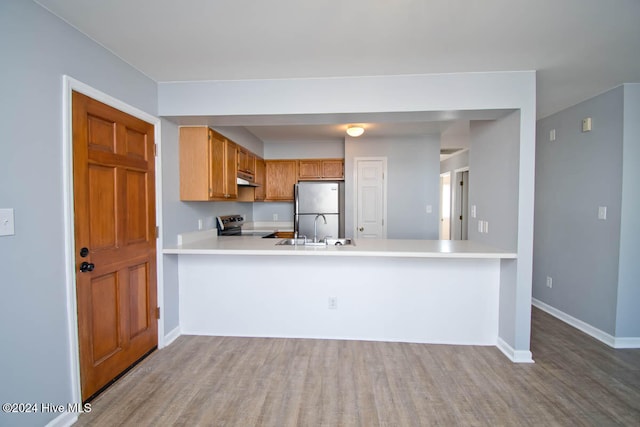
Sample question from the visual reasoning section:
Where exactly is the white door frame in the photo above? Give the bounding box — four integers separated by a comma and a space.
61, 75, 164, 406
353, 157, 388, 238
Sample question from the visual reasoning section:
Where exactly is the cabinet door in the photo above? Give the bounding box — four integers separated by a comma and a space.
237, 147, 248, 173
180, 127, 214, 201
322, 159, 344, 179
265, 160, 297, 201
223, 140, 238, 199
209, 130, 227, 199
247, 152, 256, 175
254, 158, 266, 201
298, 160, 321, 180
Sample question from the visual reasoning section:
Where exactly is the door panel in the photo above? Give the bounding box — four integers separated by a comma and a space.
355, 159, 386, 239
87, 114, 116, 153
90, 273, 121, 363
129, 263, 150, 338
125, 128, 149, 161
88, 165, 117, 250
73, 91, 157, 402
125, 170, 149, 244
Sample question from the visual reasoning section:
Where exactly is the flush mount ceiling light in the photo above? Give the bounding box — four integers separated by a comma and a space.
346, 125, 365, 137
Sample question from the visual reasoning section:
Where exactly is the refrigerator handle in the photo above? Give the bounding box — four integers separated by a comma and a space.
294, 184, 299, 233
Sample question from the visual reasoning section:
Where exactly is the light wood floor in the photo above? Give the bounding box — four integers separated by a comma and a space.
75, 308, 640, 426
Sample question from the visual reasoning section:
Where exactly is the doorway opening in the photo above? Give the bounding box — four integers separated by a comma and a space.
452, 168, 469, 240
439, 172, 451, 239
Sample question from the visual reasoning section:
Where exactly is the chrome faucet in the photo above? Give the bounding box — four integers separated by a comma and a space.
313, 214, 327, 243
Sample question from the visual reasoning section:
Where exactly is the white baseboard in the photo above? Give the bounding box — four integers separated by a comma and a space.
532, 298, 640, 349
45, 412, 77, 427
614, 337, 640, 348
164, 325, 181, 346
496, 337, 534, 363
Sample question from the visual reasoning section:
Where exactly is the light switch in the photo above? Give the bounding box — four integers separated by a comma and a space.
598, 206, 607, 220
549, 129, 556, 141
426, 205, 433, 214
478, 220, 484, 233
0, 208, 15, 236
484, 221, 489, 234
582, 117, 592, 132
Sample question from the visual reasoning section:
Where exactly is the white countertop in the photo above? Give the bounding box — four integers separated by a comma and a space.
164, 232, 517, 259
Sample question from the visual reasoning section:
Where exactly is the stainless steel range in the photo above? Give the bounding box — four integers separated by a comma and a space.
216, 214, 246, 236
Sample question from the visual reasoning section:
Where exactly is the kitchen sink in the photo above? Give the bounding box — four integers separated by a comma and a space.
276, 238, 355, 246
275, 238, 308, 246
325, 238, 355, 246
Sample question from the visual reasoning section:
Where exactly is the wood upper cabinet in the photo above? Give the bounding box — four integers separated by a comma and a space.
265, 160, 298, 201
237, 146, 256, 176
179, 127, 237, 201
254, 157, 266, 201
298, 158, 344, 180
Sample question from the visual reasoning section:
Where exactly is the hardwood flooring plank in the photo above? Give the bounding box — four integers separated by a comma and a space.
75, 308, 640, 426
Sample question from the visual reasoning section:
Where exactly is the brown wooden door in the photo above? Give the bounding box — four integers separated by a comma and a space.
72, 91, 157, 402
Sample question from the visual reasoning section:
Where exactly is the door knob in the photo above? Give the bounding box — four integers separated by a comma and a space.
79, 262, 95, 273
359, 227, 364, 232
79, 247, 89, 257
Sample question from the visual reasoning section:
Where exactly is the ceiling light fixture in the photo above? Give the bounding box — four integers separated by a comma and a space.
346, 125, 365, 137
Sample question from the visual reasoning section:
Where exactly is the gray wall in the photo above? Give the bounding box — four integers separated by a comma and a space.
214, 126, 265, 157
264, 140, 345, 159
468, 112, 523, 351
616, 84, 640, 337
253, 202, 295, 222
534, 87, 624, 335
345, 135, 441, 239
468, 113, 521, 252
0, 1, 157, 426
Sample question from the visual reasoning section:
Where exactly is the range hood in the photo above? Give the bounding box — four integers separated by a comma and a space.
237, 176, 260, 187
237, 170, 260, 187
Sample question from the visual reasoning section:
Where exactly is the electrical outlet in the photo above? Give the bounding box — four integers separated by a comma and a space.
273, 213, 278, 221
426, 205, 433, 214
198, 219, 203, 230
478, 220, 484, 233
546, 276, 553, 288
484, 221, 489, 234
328, 297, 338, 310
471, 205, 477, 218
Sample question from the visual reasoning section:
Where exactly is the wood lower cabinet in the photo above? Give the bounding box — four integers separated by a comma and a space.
265, 160, 298, 201
180, 127, 237, 201
298, 159, 344, 180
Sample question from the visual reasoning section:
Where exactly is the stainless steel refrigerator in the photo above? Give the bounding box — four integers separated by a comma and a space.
294, 181, 344, 241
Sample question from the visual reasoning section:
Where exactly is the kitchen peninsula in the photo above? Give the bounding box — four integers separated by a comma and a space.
164, 232, 519, 359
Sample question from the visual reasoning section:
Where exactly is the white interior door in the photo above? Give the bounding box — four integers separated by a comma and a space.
354, 158, 387, 239
439, 172, 451, 239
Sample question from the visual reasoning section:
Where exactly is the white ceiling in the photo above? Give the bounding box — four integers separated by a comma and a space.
35, 0, 640, 143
